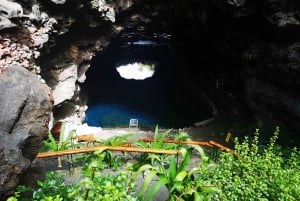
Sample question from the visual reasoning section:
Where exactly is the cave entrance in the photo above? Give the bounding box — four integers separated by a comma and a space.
84, 32, 212, 129
116, 62, 155, 80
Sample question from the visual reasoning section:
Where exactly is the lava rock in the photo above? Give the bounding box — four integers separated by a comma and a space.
0, 65, 52, 200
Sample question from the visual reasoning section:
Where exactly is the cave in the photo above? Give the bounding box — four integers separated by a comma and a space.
84, 31, 214, 128
2, 0, 300, 199
39, 0, 299, 146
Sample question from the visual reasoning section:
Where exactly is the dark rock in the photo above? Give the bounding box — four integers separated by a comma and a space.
18, 159, 46, 199
0, 65, 52, 200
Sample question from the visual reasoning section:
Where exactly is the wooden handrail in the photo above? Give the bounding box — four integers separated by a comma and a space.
38, 135, 235, 159
36, 145, 181, 158
73, 136, 235, 153
141, 138, 235, 154
208, 140, 236, 154
141, 137, 214, 147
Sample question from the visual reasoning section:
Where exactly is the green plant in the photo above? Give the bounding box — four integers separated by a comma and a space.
43, 122, 76, 167
69, 149, 138, 201
13, 149, 138, 201
199, 127, 300, 201
134, 125, 175, 149
95, 133, 135, 146
93, 133, 134, 170
7, 192, 21, 201
33, 172, 72, 201
133, 125, 179, 168
6, 185, 33, 201
69, 170, 137, 201
132, 145, 217, 201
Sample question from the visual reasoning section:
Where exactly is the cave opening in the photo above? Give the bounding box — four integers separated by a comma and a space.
84, 32, 213, 129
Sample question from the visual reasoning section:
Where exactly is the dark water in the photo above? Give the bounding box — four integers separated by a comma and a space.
84, 38, 212, 129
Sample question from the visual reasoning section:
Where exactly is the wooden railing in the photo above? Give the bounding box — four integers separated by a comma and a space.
36, 134, 235, 158
36, 145, 180, 158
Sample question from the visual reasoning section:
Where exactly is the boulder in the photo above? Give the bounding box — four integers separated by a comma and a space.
0, 65, 52, 200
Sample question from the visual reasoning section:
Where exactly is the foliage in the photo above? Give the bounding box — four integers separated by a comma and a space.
33, 172, 72, 201
198, 127, 300, 201
94, 133, 134, 146
12, 150, 137, 201
43, 121, 77, 168
132, 145, 217, 201
67, 148, 138, 201
10, 125, 300, 201
134, 125, 174, 149
133, 125, 179, 168
69, 170, 137, 201
43, 122, 76, 152
80, 133, 135, 171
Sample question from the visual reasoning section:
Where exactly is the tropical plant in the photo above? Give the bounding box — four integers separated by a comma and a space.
43, 121, 76, 167
69, 149, 138, 201
133, 125, 179, 168
134, 125, 174, 149
93, 133, 135, 170
95, 133, 135, 146
132, 145, 217, 201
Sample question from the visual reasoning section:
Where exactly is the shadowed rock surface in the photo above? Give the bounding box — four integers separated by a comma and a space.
0, 65, 52, 200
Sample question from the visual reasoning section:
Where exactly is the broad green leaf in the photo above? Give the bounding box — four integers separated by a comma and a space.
178, 148, 192, 173
147, 154, 161, 162
158, 128, 172, 148
194, 191, 202, 201
191, 145, 207, 161
138, 170, 157, 199
94, 138, 104, 144
60, 129, 76, 150
44, 132, 57, 151
188, 167, 200, 178
132, 164, 155, 180
169, 182, 183, 193
169, 155, 177, 181
174, 171, 188, 182
134, 141, 148, 148
201, 186, 218, 193
143, 177, 168, 201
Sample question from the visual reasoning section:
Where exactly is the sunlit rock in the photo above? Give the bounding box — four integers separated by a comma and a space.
52, 64, 77, 105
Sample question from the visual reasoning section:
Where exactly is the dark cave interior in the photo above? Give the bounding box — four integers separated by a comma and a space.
84, 32, 214, 128
44, 0, 300, 146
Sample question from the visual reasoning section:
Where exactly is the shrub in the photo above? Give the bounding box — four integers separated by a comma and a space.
199, 127, 300, 201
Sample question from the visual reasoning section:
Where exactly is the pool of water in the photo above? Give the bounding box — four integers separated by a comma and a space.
85, 103, 156, 128
84, 36, 213, 129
